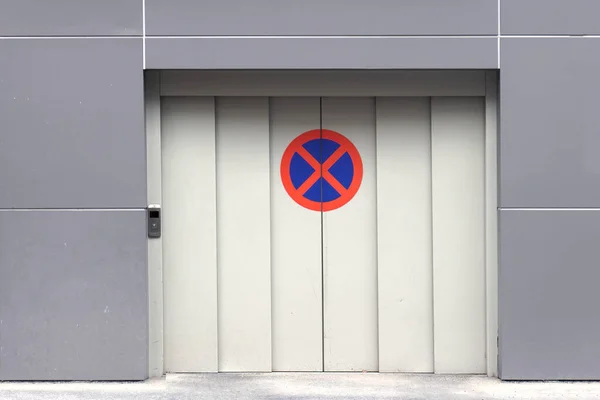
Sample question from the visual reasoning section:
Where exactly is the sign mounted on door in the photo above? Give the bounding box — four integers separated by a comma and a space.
280, 129, 363, 212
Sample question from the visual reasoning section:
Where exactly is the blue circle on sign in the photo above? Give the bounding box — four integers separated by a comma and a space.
290, 138, 354, 202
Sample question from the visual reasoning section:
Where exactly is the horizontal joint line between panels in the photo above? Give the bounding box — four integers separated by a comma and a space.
0, 36, 143, 39
145, 35, 600, 39
500, 35, 600, 38
500, 208, 600, 211
0, 208, 148, 211
145, 35, 498, 39
2, 35, 600, 40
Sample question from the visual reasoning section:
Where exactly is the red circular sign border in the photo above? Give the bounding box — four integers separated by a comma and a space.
280, 129, 363, 212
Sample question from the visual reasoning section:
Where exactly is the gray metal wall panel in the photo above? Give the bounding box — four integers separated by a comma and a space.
0, 210, 148, 381
0, 38, 146, 209
499, 210, 600, 380
501, 0, 600, 35
2, 0, 599, 384
146, 37, 498, 70
145, 0, 498, 36
0, 0, 142, 36
499, 38, 600, 208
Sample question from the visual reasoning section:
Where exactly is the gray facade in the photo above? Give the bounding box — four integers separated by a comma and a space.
0, 0, 597, 381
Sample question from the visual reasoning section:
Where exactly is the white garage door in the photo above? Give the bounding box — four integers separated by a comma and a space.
160, 95, 486, 374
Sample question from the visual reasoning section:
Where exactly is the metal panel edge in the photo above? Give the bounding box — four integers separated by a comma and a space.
145, 71, 164, 378
160, 71, 486, 97
485, 70, 499, 377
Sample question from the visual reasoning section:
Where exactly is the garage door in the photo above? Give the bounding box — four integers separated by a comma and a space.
161, 96, 486, 373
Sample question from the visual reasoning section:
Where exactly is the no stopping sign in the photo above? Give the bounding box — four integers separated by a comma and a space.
280, 129, 363, 212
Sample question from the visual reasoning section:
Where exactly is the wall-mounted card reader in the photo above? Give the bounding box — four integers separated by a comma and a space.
147, 205, 161, 238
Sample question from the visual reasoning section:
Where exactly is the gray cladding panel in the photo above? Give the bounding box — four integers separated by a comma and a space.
145, 0, 498, 36
0, 210, 148, 380
500, 38, 600, 208
501, 0, 600, 35
0, 38, 146, 208
146, 37, 498, 69
499, 210, 600, 380
0, 0, 142, 36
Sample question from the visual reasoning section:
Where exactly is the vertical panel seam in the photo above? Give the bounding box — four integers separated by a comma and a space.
497, 0, 501, 68
269, 96, 274, 371
214, 97, 221, 371
212, 96, 219, 372
429, 96, 436, 373
373, 96, 380, 371
320, 97, 325, 372
267, 96, 274, 372
142, 0, 146, 69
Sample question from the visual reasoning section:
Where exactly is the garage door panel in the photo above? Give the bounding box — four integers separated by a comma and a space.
375, 97, 434, 372
322, 97, 378, 372
216, 97, 272, 372
162, 96, 218, 372
162, 93, 489, 375
431, 97, 486, 373
270, 97, 323, 371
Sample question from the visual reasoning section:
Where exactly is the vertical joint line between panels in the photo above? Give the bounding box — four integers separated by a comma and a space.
497, 0, 501, 68
268, 96, 275, 370
142, 0, 146, 69
373, 96, 381, 369
428, 96, 436, 371
214, 96, 221, 371
319, 96, 325, 372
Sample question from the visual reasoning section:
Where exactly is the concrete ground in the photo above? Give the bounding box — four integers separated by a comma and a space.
2, 373, 600, 400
